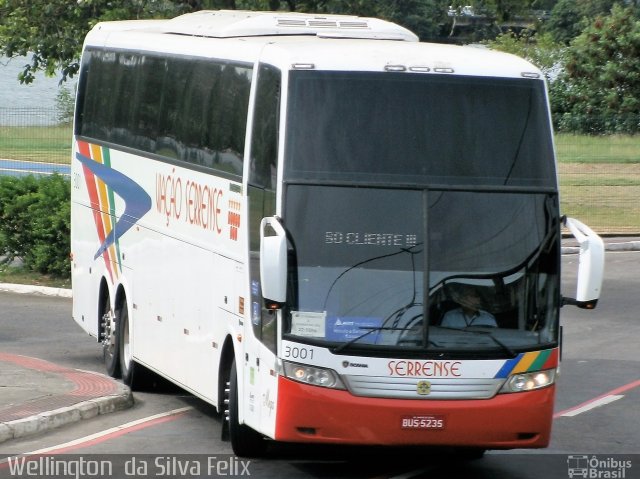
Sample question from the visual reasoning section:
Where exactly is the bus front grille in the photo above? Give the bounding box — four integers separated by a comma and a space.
342, 375, 504, 400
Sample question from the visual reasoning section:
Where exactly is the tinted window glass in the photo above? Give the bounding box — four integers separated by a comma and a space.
248, 64, 281, 352
285, 71, 556, 188
282, 186, 560, 353
76, 48, 252, 177
249, 64, 280, 190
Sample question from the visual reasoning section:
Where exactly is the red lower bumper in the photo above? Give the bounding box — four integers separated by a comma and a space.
274, 377, 555, 449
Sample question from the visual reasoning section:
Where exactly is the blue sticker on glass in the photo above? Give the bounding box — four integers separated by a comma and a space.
326, 316, 382, 343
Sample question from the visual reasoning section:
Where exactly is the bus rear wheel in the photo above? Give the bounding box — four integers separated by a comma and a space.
117, 300, 149, 389
102, 297, 121, 378
228, 359, 266, 457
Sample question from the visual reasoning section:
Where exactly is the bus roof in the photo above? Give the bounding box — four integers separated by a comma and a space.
91, 10, 419, 42
85, 11, 542, 80
164, 10, 419, 41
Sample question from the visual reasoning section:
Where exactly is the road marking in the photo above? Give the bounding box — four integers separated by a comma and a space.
557, 395, 623, 417
0, 159, 70, 177
0, 406, 192, 463
554, 378, 640, 418
0, 158, 66, 167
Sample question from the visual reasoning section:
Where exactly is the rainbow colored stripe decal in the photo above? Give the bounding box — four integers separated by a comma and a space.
494, 348, 559, 378
76, 141, 151, 283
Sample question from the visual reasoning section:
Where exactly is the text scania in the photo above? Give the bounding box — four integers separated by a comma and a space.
156, 172, 223, 232
387, 360, 462, 377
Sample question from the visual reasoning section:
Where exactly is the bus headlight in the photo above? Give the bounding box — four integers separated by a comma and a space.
500, 368, 557, 393
282, 361, 346, 390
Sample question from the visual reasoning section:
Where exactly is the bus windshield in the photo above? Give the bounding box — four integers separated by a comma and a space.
281, 71, 560, 356
285, 71, 555, 188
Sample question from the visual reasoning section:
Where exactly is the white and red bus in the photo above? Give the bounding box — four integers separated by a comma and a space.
70, 10, 605, 457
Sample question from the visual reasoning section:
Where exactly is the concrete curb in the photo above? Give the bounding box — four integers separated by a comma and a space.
0, 389, 133, 444
0, 283, 72, 298
561, 241, 640, 255
0, 354, 133, 445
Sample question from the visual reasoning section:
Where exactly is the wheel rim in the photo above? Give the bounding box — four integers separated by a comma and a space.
102, 308, 116, 361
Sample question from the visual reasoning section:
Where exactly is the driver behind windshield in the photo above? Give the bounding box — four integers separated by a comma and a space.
441, 287, 497, 328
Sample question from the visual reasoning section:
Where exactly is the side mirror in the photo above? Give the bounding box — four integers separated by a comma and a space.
563, 217, 605, 309
260, 216, 287, 308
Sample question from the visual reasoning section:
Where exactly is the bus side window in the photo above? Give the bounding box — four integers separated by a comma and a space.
248, 63, 281, 353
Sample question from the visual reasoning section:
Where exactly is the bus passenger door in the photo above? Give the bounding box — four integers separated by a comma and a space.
243, 61, 281, 437
246, 186, 278, 437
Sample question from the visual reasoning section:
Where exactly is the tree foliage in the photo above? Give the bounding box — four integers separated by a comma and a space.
448, 0, 535, 23
0, 0, 194, 83
486, 31, 563, 82
0, 175, 70, 278
550, 4, 640, 133
543, 0, 626, 44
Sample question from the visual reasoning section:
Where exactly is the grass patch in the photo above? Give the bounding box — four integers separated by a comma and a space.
559, 162, 640, 233
0, 265, 70, 289
555, 133, 640, 164
0, 125, 72, 164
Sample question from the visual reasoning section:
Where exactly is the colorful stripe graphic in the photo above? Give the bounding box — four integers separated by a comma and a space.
494, 348, 559, 379
76, 140, 151, 284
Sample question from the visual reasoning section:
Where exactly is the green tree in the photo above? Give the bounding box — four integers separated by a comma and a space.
0, 0, 195, 84
55, 86, 75, 125
551, 4, 640, 133
543, 0, 638, 45
486, 31, 564, 82
448, 0, 541, 22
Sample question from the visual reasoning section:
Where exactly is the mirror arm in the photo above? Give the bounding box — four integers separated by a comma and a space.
561, 296, 599, 310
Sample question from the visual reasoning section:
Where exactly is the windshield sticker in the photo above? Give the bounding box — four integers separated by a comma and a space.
326, 316, 383, 342
325, 232, 418, 248
291, 311, 326, 338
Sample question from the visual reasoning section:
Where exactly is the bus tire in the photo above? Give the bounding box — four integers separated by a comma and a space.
102, 296, 121, 378
228, 359, 266, 457
117, 300, 147, 389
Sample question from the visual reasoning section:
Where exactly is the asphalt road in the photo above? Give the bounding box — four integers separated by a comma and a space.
0, 158, 70, 177
0, 250, 638, 478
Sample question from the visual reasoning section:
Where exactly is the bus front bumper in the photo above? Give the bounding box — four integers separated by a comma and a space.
274, 376, 555, 449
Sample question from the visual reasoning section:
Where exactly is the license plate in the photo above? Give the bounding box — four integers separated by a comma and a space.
401, 415, 445, 430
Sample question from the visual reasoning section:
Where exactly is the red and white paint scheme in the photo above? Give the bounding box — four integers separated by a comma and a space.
70, 10, 605, 457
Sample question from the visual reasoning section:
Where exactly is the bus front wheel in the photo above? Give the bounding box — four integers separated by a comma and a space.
228, 359, 266, 457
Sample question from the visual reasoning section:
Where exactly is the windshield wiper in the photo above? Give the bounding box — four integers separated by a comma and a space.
437, 326, 517, 358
